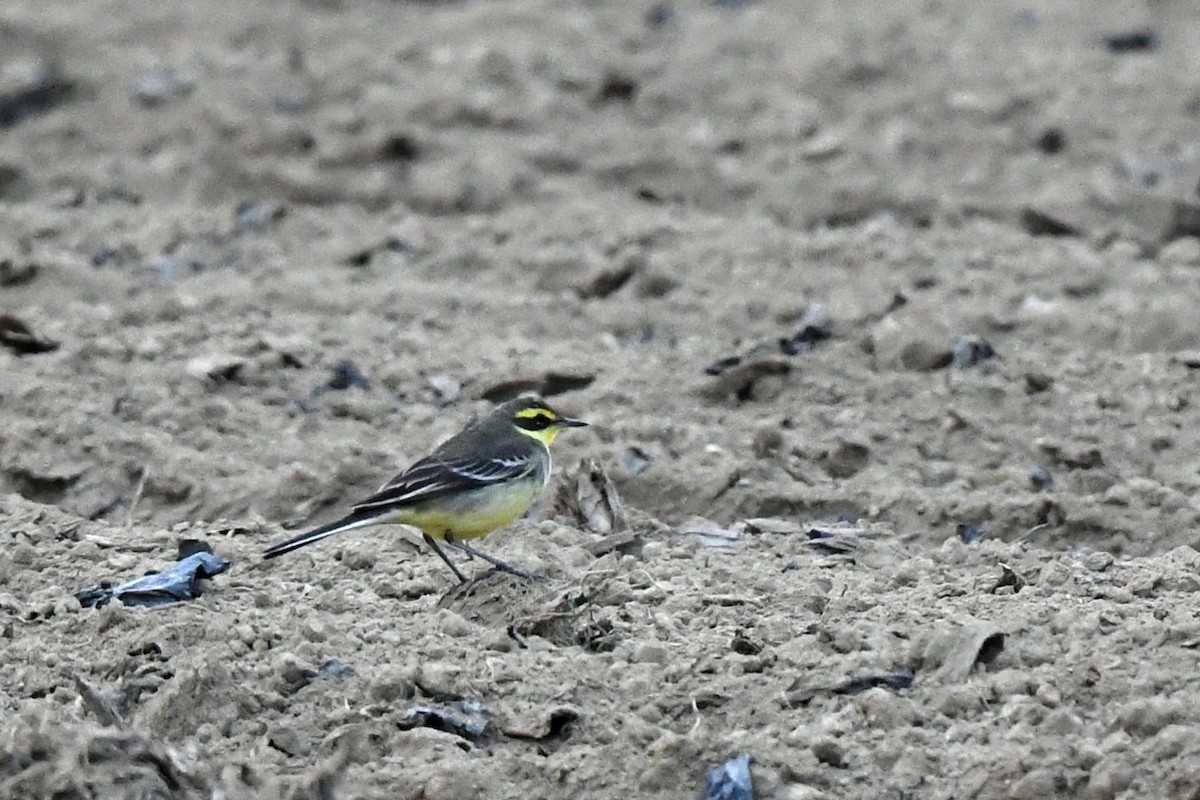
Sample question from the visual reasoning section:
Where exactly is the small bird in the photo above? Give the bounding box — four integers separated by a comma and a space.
262, 394, 587, 582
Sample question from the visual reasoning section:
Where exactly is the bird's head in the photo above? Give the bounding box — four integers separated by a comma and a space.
501, 394, 587, 446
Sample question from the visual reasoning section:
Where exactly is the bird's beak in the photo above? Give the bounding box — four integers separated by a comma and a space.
559, 417, 588, 428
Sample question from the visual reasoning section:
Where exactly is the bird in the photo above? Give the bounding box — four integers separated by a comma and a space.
262, 394, 587, 582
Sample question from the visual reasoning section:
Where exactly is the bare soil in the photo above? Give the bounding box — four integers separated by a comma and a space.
3, 1, 1200, 798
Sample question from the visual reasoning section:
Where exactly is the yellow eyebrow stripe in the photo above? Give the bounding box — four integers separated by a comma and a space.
515, 407, 557, 420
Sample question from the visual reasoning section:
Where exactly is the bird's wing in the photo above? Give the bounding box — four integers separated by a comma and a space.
352, 451, 538, 513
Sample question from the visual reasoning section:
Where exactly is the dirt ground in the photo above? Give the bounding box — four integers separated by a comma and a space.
4, 0, 1200, 798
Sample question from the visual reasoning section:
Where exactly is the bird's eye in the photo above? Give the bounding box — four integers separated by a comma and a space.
516, 412, 556, 430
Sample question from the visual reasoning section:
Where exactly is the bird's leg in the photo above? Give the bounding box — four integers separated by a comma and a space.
443, 533, 539, 580
423, 533, 468, 583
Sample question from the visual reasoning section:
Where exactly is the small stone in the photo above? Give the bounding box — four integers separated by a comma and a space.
1104, 29, 1158, 53
1019, 207, 1079, 237
1010, 769, 1059, 800
186, 354, 246, 382
801, 130, 846, 160
1083, 551, 1114, 572
422, 766, 491, 800
636, 271, 679, 298
10, 542, 35, 566
370, 665, 417, 702
1029, 466, 1055, 491
1035, 128, 1067, 154
823, 437, 869, 479
779, 787, 830, 800
1116, 697, 1178, 736
1152, 724, 1190, 759
752, 427, 784, 458
1160, 237, 1200, 265
1025, 372, 1054, 393
340, 548, 376, 571
1086, 756, 1134, 799
631, 643, 668, 664
326, 360, 370, 391
426, 373, 461, 404
899, 340, 953, 371
1036, 684, 1061, 708
133, 67, 196, 107
302, 619, 327, 642
373, 578, 403, 598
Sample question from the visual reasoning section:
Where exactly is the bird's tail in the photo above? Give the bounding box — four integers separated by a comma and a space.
262, 512, 380, 559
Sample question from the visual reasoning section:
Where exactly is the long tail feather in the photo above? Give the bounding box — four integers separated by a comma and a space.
262, 512, 380, 559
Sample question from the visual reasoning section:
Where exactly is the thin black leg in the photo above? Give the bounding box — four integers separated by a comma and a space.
444, 533, 538, 580
423, 532, 468, 583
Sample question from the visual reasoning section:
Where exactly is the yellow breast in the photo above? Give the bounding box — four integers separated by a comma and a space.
393, 475, 546, 541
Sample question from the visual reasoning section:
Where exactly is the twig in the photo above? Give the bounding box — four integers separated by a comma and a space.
124, 466, 149, 528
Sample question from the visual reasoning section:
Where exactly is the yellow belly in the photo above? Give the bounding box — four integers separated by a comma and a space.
390, 477, 545, 541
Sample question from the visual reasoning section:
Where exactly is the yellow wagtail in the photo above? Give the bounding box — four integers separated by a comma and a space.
262, 394, 587, 582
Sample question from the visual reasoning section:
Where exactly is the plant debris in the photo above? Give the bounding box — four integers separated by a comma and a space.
703, 306, 832, 396
185, 354, 246, 383
952, 335, 997, 369
956, 523, 984, 544
784, 669, 915, 707
396, 701, 494, 744
0, 314, 58, 354
554, 458, 626, 534
0, 62, 78, 129
479, 371, 595, 402
577, 258, 638, 298
1104, 29, 1158, 53
301, 359, 371, 409
0, 258, 39, 286
702, 754, 754, 800
75, 545, 231, 609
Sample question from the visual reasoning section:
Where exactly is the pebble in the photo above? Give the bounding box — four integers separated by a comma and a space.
1160, 236, 1200, 265
1115, 697, 1179, 736
752, 427, 784, 458
1035, 684, 1061, 708
631, 642, 669, 664
935, 685, 985, 718
301, 620, 327, 642
1009, 768, 1060, 799
370, 665, 417, 702
823, 437, 870, 478
232, 624, 255, 646
132, 67, 195, 106
1029, 466, 1054, 491
426, 373, 462, 404
1024, 371, 1054, 393
855, 687, 913, 727
779, 786, 830, 800
1085, 756, 1133, 799
435, 609, 473, 638
1151, 724, 1190, 759
899, 339, 953, 371
340, 548, 376, 571
1042, 708, 1083, 737
10, 542, 35, 565
423, 765, 491, 800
